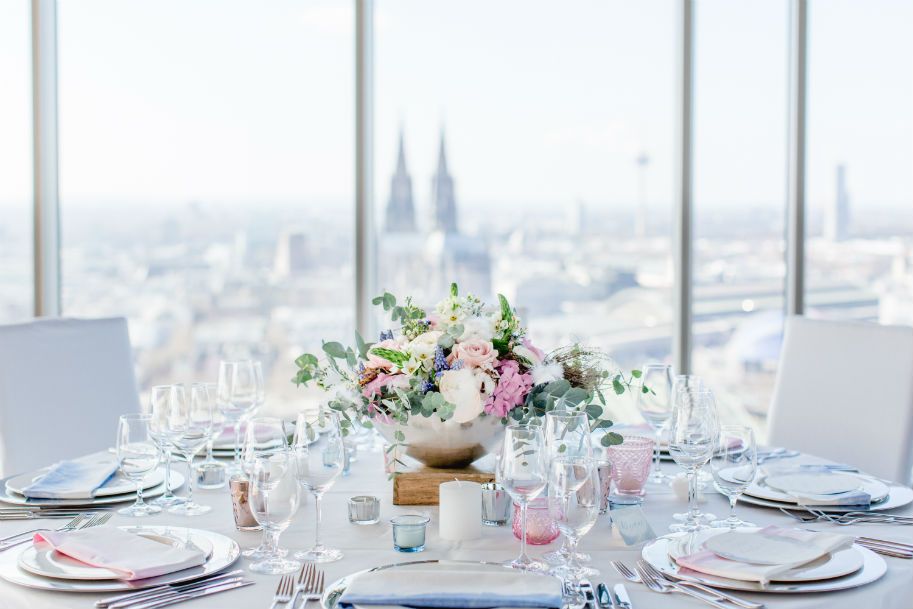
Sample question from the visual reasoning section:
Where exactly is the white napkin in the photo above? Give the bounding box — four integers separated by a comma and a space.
338, 563, 563, 609
34, 527, 206, 581
675, 526, 853, 585
21, 457, 119, 499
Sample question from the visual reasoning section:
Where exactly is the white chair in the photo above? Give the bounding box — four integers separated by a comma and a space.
0, 317, 141, 476
768, 315, 913, 485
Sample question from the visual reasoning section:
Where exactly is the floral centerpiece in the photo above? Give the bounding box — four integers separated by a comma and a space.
294, 284, 641, 469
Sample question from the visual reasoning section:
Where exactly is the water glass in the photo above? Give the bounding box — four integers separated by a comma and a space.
668, 388, 720, 532
606, 435, 654, 499
149, 385, 183, 508
512, 498, 559, 544
196, 382, 227, 489
240, 417, 290, 559
391, 515, 430, 552
116, 413, 161, 517
167, 384, 214, 516
217, 359, 264, 474
248, 452, 301, 574
636, 363, 674, 483
711, 425, 758, 528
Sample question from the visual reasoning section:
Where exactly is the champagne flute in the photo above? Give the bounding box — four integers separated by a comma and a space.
217, 360, 263, 474
149, 385, 184, 508
196, 382, 227, 489
248, 452, 301, 575
116, 413, 161, 517
241, 417, 291, 559
636, 363, 674, 483
166, 384, 214, 515
548, 457, 600, 607
497, 424, 548, 572
668, 388, 720, 532
711, 425, 758, 528
293, 411, 345, 563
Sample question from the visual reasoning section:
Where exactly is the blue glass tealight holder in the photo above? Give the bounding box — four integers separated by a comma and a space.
391, 514, 430, 552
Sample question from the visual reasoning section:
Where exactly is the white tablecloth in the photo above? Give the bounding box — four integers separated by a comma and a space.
1, 450, 911, 609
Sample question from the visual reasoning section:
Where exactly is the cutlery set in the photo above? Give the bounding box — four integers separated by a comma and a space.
95, 569, 253, 609
611, 560, 765, 609
0, 506, 114, 520
0, 512, 112, 552
779, 506, 913, 526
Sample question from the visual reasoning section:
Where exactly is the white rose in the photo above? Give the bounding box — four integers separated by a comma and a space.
461, 315, 496, 341
474, 369, 496, 399
408, 331, 443, 370
438, 368, 483, 423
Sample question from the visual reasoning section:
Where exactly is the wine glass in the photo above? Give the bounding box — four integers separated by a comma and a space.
711, 425, 758, 528
148, 385, 184, 508
116, 413, 161, 517
668, 388, 720, 532
248, 452, 301, 575
217, 360, 264, 474
166, 384, 214, 515
636, 363, 674, 483
548, 457, 600, 607
293, 411, 345, 563
241, 417, 291, 559
497, 423, 548, 572
196, 382, 227, 489
542, 410, 595, 572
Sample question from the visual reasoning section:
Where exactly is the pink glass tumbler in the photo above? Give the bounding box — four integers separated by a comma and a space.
512, 498, 559, 545
606, 435, 654, 497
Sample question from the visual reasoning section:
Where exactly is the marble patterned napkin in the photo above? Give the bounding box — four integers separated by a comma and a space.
21, 457, 119, 499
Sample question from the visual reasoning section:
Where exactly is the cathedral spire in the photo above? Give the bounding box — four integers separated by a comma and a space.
431, 128, 458, 233
384, 127, 416, 233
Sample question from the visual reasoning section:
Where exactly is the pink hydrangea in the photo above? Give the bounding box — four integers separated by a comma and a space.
484, 360, 533, 417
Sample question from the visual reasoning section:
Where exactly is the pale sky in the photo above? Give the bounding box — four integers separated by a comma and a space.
0, 0, 910, 217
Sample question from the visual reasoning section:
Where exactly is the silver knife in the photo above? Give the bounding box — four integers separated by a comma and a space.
123, 580, 253, 609
596, 583, 615, 609
96, 570, 246, 607
613, 584, 632, 609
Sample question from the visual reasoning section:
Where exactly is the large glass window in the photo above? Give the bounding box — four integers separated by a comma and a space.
57, 0, 354, 415
374, 0, 677, 422
0, 1, 33, 322
692, 0, 789, 434
805, 0, 913, 325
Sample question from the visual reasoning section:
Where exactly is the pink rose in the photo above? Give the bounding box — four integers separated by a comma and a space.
449, 338, 497, 369
365, 339, 402, 370
362, 372, 409, 398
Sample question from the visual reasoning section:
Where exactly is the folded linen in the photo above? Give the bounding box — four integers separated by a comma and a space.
34, 527, 206, 581
791, 490, 871, 507
675, 526, 853, 585
338, 563, 563, 609
21, 457, 119, 499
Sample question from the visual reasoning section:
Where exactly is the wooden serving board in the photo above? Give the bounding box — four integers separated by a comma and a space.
393, 466, 495, 505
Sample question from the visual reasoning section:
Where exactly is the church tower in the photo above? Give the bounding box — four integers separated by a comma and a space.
431, 130, 458, 233
384, 129, 417, 233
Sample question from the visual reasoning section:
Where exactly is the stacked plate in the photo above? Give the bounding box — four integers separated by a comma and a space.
180, 419, 316, 459
0, 466, 184, 508
0, 526, 239, 592
642, 527, 888, 593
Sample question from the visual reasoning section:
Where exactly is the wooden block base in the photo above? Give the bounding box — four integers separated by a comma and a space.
393, 465, 495, 505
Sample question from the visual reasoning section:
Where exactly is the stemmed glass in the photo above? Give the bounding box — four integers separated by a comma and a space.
668, 388, 720, 532
548, 457, 600, 608
166, 384, 214, 515
241, 417, 291, 559
116, 413, 162, 517
196, 382, 227, 489
293, 411, 345, 563
248, 452, 301, 575
497, 423, 548, 572
636, 363, 674, 483
217, 360, 264, 475
711, 425, 758, 529
149, 385, 184, 508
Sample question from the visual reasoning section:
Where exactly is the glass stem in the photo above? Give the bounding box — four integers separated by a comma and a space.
687, 467, 699, 522
314, 493, 323, 549
233, 421, 242, 468
653, 429, 663, 476
519, 501, 529, 561
135, 480, 146, 506
728, 495, 738, 524
185, 453, 194, 505
566, 535, 580, 576
263, 527, 280, 557
205, 439, 214, 464
162, 448, 173, 499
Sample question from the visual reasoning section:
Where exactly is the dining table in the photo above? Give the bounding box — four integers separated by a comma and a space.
0, 447, 911, 609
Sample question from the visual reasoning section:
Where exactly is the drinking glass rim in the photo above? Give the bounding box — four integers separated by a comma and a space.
390, 514, 430, 526
120, 412, 152, 422
607, 435, 654, 449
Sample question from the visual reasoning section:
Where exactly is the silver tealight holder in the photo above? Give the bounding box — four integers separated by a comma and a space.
480, 482, 511, 526
348, 495, 380, 525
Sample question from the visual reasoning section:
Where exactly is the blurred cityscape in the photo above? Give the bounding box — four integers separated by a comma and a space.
1, 132, 912, 435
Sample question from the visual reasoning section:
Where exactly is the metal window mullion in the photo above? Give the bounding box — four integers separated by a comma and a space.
31, 0, 61, 317
673, 0, 695, 375
355, 0, 375, 338
786, 0, 807, 317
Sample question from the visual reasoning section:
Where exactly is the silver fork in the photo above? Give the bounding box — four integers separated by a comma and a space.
299, 568, 325, 607
637, 560, 764, 608
0, 511, 111, 552
288, 563, 315, 609
633, 562, 731, 609
269, 574, 295, 609
0, 513, 89, 547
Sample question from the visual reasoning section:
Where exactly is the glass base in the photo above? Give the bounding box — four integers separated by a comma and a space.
249, 556, 301, 575
294, 546, 343, 563
504, 556, 550, 572
242, 545, 287, 560
167, 502, 212, 516
151, 494, 186, 508
649, 470, 673, 484
118, 503, 162, 517
711, 517, 756, 529
551, 564, 599, 578
543, 550, 591, 565
672, 511, 715, 523
394, 544, 425, 553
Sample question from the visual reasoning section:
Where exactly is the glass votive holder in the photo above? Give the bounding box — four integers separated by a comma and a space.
597, 460, 613, 515
605, 435, 654, 500
196, 461, 227, 490
348, 495, 380, 525
391, 514, 430, 552
481, 483, 511, 526
512, 498, 559, 545
229, 474, 260, 531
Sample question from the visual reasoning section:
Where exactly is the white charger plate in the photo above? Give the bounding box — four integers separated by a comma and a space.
5, 466, 164, 499
0, 526, 239, 592
739, 483, 913, 513
18, 527, 215, 581
643, 533, 886, 593
745, 472, 889, 505
0, 469, 184, 507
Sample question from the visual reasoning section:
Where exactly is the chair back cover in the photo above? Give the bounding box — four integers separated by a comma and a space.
0, 317, 141, 476
769, 315, 913, 485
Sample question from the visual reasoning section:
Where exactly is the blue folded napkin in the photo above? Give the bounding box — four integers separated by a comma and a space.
22, 458, 119, 500
338, 563, 562, 609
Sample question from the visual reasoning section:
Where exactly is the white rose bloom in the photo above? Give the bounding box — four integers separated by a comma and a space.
461, 315, 496, 341
438, 368, 483, 423
408, 331, 443, 369
474, 369, 496, 399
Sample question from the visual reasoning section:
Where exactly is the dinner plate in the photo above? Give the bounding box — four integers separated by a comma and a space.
744, 472, 889, 505
0, 526, 239, 592
643, 534, 886, 593
666, 528, 863, 582
18, 527, 215, 581
0, 470, 184, 507
5, 466, 164, 499
739, 483, 913, 513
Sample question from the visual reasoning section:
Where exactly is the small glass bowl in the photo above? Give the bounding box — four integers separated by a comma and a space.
391, 514, 430, 552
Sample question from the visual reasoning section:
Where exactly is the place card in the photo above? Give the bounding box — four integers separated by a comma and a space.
609, 504, 656, 547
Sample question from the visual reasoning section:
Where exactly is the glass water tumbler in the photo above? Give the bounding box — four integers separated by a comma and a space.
512, 498, 559, 545
391, 515, 430, 552
605, 435, 655, 498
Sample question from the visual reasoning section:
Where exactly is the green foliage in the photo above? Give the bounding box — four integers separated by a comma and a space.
322, 341, 347, 359
369, 347, 410, 366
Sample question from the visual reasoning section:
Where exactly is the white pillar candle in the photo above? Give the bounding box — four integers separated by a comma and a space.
438, 480, 482, 541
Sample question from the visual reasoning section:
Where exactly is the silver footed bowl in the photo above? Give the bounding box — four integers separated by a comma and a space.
374, 415, 504, 469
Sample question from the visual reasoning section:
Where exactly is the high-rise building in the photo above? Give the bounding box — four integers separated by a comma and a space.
825, 164, 850, 242
431, 130, 458, 233
384, 129, 417, 233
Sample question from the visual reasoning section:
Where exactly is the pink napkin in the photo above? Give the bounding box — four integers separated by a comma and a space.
34, 527, 206, 581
